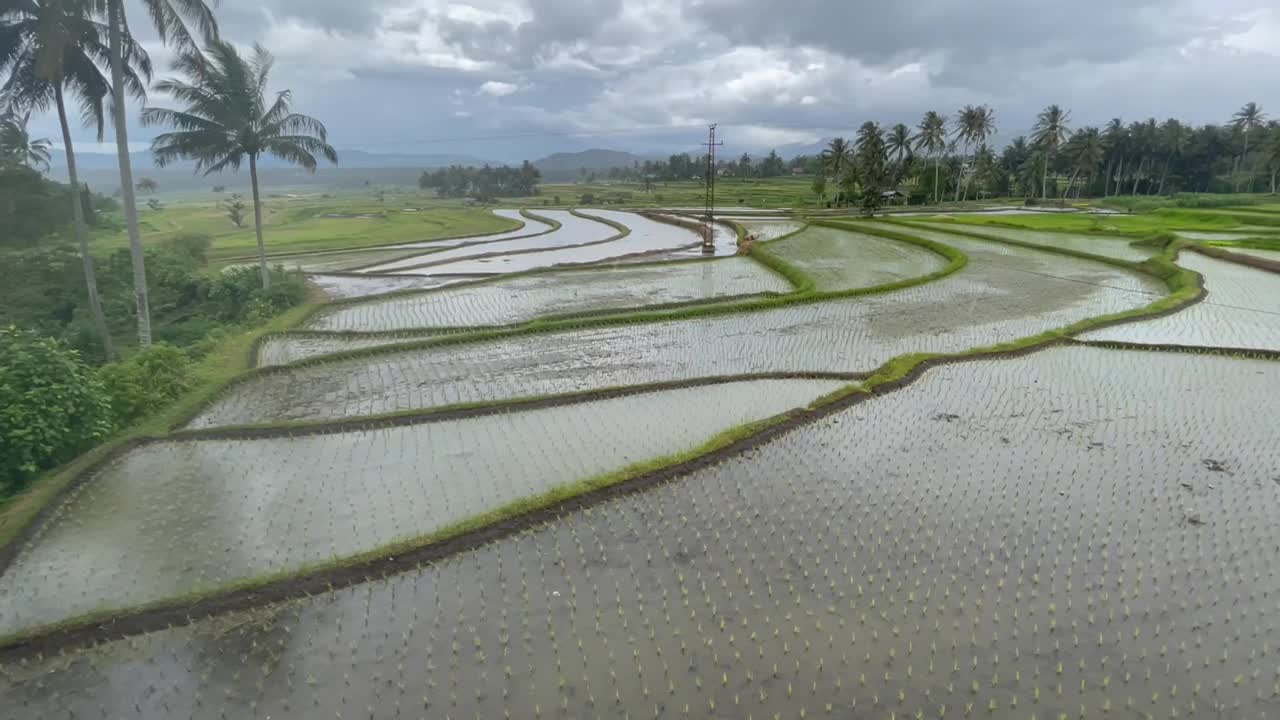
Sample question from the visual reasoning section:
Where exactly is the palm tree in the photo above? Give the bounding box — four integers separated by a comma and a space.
93, 0, 217, 347
1101, 118, 1124, 197
955, 105, 995, 202
1156, 118, 1187, 195
822, 137, 850, 203
1032, 104, 1070, 199
145, 40, 337, 288
1263, 125, 1280, 194
913, 111, 947, 204
885, 122, 912, 187
951, 105, 977, 202
1231, 102, 1267, 191
0, 112, 50, 168
1062, 127, 1106, 199
1, 0, 148, 358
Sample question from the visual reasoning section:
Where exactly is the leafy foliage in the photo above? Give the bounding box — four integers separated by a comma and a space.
0, 326, 111, 493
419, 161, 541, 201
95, 343, 191, 427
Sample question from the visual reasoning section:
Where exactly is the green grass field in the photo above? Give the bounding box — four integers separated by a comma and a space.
929, 208, 1275, 235
91, 194, 520, 261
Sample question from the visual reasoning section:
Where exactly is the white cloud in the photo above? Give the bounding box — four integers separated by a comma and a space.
478, 80, 520, 96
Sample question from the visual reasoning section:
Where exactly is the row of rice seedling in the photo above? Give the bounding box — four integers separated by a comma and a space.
306, 273, 458, 300
764, 225, 948, 291
909, 220, 1159, 262
0, 379, 845, 636
1081, 252, 1280, 350
302, 257, 790, 334
187, 229, 1165, 429
6, 347, 1276, 718
383, 208, 550, 250
738, 218, 806, 241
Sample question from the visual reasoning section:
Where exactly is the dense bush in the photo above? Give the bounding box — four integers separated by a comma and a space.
96, 344, 193, 428
0, 327, 111, 494
0, 235, 307, 363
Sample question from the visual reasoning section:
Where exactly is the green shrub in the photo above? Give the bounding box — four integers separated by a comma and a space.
0, 326, 111, 495
200, 266, 307, 323
96, 344, 193, 428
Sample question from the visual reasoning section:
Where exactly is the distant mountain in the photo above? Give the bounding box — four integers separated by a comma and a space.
534, 148, 649, 173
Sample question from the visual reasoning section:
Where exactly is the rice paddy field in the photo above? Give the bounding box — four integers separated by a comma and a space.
3, 205, 1279, 720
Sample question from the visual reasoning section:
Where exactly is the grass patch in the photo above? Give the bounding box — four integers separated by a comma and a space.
92, 200, 521, 261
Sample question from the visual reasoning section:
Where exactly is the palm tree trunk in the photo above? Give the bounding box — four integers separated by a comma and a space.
1102, 158, 1112, 197
1131, 157, 1143, 195
249, 153, 270, 289
953, 144, 967, 203
1270, 168, 1276, 194
1061, 168, 1079, 200
933, 154, 940, 205
1158, 157, 1171, 195
107, 0, 151, 347
1245, 133, 1255, 192
1116, 155, 1126, 195
1042, 150, 1050, 200
56, 86, 113, 360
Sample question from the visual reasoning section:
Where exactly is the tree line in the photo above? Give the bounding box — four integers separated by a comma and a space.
1, 0, 335, 358
418, 161, 541, 201
814, 102, 1278, 208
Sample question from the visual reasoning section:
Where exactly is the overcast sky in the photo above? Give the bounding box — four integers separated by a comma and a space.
29, 0, 1280, 162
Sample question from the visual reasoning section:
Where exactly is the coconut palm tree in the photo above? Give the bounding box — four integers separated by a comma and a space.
885, 122, 912, 187
1032, 104, 1070, 199
0, 111, 49, 168
955, 105, 995, 202
1062, 127, 1106, 199
91, 0, 217, 347
913, 111, 947, 204
0, 0, 149, 357
1156, 118, 1188, 195
1101, 118, 1124, 197
951, 105, 977, 202
1231, 102, 1267, 191
822, 137, 850, 203
1266, 126, 1280, 194
144, 40, 337, 288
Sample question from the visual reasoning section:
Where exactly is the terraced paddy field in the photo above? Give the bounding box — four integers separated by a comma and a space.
1080, 251, 1280, 350
766, 225, 948, 290
909, 220, 1159, 262
5, 347, 1278, 720
3, 210, 1278, 720
188, 226, 1162, 428
0, 380, 842, 635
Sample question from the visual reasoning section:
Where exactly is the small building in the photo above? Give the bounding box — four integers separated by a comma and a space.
881, 189, 907, 205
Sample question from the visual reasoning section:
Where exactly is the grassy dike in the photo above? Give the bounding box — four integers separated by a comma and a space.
0, 220, 1206, 656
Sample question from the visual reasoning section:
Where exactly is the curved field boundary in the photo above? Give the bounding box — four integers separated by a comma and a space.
212, 209, 529, 264
375, 209, 627, 275
332, 208, 562, 273
1069, 337, 1280, 360
1189, 243, 1280, 275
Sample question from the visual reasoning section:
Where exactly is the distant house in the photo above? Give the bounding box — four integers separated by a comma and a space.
791, 167, 806, 176
881, 189, 907, 205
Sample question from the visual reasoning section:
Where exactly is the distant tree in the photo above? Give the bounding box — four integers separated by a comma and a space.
145, 41, 337, 290
1062, 127, 1107, 199
0, 113, 50, 170
1231, 102, 1267, 191
224, 193, 247, 228
146, 197, 161, 210
856, 121, 888, 212
954, 105, 996, 202
822, 137, 851, 193
212, 184, 225, 192
1032, 104, 1071, 199
1101, 118, 1125, 197
913, 111, 948, 204
1266, 126, 1280, 194
135, 177, 158, 193
580, 192, 594, 204
760, 149, 785, 177
885, 123, 912, 186
811, 174, 826, 204
1155, 119, 1188, 195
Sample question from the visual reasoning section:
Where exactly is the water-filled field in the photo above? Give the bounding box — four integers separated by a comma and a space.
3, 210, 1277, 720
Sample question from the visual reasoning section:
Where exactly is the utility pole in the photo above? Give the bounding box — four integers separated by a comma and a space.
701, 124, 723, 253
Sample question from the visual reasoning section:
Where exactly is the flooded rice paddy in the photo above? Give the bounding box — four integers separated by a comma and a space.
767, 225, 947, 290
305, 257, 790, 333
1080, 251, 1280, 350
3, 211, 1278, 720
7, 347, 1278, 719
190, 229, 1163, 428
913, 221, 1159, 262
0, 379, 842, 635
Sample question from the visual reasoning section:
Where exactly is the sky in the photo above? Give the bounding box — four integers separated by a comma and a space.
27, 0, 1280, 163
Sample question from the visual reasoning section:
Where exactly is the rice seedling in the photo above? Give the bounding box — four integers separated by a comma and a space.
765, 225, 948, 291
